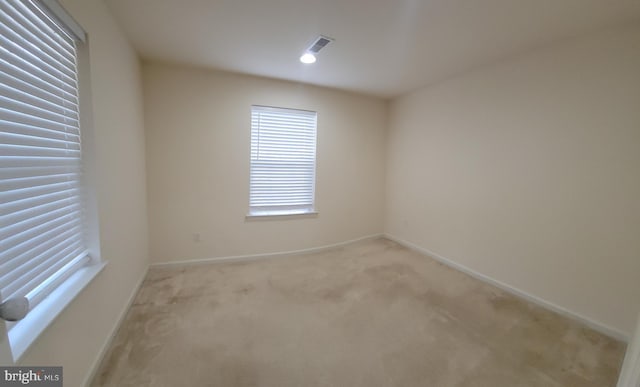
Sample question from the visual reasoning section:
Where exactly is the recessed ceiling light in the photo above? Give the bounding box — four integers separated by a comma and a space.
300, 53, 316, 64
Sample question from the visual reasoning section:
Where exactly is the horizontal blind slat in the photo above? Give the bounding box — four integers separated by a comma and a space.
0, 156, 80, 168
251, 200, 313, 206
0, 131, 81, 151
0, 145, 81, 158
0, 165, 80, 180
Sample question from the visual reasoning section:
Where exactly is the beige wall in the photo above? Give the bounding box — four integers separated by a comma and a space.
143, 63, 386, 263
385, 24, 640, 337
17, 0, 149, 386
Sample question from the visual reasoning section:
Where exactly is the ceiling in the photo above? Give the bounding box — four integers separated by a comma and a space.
105, 0, 640, 98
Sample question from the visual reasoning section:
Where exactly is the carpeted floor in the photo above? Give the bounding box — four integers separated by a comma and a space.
92, 237, 626, 386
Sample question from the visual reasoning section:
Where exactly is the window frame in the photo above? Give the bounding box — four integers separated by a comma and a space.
247, 105, 318, 218
0, 0, 104, 363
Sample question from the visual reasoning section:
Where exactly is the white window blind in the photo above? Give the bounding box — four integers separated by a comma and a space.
249, 106, 317, 216
0, 0, 89, 320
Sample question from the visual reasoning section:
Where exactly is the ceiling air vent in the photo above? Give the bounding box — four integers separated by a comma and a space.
307, 36, 334, 54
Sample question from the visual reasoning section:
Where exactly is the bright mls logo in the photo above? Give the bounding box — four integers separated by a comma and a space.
0, 367, 62, 386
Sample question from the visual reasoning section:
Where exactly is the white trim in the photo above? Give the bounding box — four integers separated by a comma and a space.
81, 267, 148, 387
249, 105, 317, 215
38, 0, 86, 42
0, 320, 11, 364
151, 234, 384, 268
7, 261, 107, 362
245, 211, 318, 220
617, 313, 640, 387
384, 233, 629, 342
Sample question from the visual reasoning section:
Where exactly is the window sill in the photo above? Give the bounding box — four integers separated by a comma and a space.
5, 260, 107, 362
246, 210, 318, 221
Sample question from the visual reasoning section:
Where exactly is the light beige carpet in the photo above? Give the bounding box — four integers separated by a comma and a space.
92, 238, 625, 386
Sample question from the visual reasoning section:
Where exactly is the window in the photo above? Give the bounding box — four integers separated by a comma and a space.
0, 0, 103, 361
249, 105, 317, 216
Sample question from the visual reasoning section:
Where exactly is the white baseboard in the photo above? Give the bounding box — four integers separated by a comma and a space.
82, 266, 149, 387
617, 313, 640, 387
384, 233, 629, 342
151, 233, 385, 268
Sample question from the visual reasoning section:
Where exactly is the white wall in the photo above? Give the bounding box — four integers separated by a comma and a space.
386, 24, 640, 337
143, 63, 387, 263
16, 1, 149, 385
